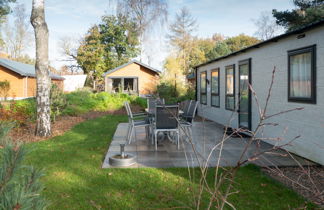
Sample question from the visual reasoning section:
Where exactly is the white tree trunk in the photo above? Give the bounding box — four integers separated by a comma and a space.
31, 0, 51, 136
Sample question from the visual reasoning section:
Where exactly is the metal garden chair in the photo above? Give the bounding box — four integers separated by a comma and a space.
153, 105, 180, 151
124, 102, 151, 144
180, 100, 198, 142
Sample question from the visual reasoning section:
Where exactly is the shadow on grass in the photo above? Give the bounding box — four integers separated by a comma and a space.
24, 115, 315, 209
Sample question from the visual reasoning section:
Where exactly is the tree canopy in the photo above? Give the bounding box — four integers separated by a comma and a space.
77, 14, 139, 89
273, 0, 324, 31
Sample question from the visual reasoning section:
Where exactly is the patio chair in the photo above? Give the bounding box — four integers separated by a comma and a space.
180, 100, 192, 117
180, 101, 198, 142
153, 105, 180, 151
124, 102, 151, 144
147, 98, 157, 114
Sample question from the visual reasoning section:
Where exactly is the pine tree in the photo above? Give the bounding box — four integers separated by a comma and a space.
273, 0, 324, 31
0, 122, 47, 209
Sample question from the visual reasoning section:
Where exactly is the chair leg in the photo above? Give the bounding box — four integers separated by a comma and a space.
126, 123, 132, 143
133, 126, 137, 142
128, 125, 133, 144
154, 131, 158, 151
177, 131, 180, 150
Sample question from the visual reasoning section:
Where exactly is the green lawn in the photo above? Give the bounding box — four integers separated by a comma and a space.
24, 115, 314, 209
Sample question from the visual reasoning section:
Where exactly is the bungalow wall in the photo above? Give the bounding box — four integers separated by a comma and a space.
196, 26, 324, 165
0, 65, 25, 98
105, 63, 159, 95
0, 65, 64, 99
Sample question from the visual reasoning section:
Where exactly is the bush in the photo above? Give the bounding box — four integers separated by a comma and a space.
0, 80, 10, 100
156, 82, 195, 104
50, 84, 67, 121
62, 91, 146, 116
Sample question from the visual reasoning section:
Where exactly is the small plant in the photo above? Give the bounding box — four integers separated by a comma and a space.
50, 84, 67, 122
0, 80, 10, 101
0, 122, 47, 209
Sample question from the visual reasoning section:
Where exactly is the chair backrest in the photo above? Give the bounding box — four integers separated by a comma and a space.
157, 98, 165, 105
155, 105, 178, 129
182, 100, 192, 115
147, 98, 157, 113
186, 101, 198, 123
124, 101, 133, 118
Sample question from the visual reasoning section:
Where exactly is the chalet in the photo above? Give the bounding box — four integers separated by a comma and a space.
195, 20, 324, 165
0, 58, 64, 99
103, 60, 160, 96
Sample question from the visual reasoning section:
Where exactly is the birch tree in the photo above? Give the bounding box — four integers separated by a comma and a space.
30, 0, 51, 137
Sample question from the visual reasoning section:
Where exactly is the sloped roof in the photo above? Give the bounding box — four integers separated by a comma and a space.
103, 60, 161, 76
0, 58, 64, 80
195, 19, 324, 69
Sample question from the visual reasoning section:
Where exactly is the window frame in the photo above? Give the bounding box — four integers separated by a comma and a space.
287, 45, 316, 104
210, 68, 220, 107
225, 64, 235, 110
200, 71, 207, 105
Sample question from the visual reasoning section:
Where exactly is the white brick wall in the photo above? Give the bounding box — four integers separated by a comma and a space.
197, 26, 324, 165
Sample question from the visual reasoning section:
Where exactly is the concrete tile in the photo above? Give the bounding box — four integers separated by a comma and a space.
137, 160, 174, 168
102, 121, 312, 168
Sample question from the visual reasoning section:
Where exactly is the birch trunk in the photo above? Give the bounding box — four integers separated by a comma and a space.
31, 0, 51, 136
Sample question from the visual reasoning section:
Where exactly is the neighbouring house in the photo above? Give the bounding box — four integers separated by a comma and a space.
194, 20, 324, 165
187, 72, 196, 86
62, 75, 87, 92
103, 60, 160, 96
0, 58, 64, 100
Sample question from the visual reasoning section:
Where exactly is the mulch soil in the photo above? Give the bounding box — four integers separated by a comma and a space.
9, 105, 143, 143
262, 166, 324, 207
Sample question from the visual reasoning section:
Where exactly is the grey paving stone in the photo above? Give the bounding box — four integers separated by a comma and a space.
102, 122, 315, 168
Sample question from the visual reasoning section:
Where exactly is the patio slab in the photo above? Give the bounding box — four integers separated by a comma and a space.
102, 122, 316, 168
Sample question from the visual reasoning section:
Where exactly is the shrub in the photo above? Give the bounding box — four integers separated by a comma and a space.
156, 82, 195, 104
50, 84, 67, 121
0, 80, 10, 100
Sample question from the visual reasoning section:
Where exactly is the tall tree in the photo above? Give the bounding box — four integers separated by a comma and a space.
0, 0, 16, 47
31, 0, 51, 137
224, 34, 260, 52
168, 6, 198, 75
273, 0, 324, 31
59, 36, 81, 74
253, 11, 284, 40
77, 15, 139, 90
77, 25, 105, 90
0, 0, 15, 21
116, 0, 168, 60
2, 3, 33, 60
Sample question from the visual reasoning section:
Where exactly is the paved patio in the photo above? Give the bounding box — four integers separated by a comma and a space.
102, 121, 315, 168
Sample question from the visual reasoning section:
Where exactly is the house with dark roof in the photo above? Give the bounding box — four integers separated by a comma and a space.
0, 58, 64, 99
194, 20, 324, 165
103, 60, 160, 96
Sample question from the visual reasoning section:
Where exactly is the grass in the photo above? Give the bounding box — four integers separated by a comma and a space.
24, 115, 314, 209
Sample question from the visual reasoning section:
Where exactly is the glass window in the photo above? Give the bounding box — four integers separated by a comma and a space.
124, 78, 134, 91
112, 78, 121, 93
200, 72, 207, 104
288, 45, 315, 103
211, 69, 220, 107
226, 65, 235, 110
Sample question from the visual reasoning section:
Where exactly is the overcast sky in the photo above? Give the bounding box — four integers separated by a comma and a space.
12, 0, 295, 71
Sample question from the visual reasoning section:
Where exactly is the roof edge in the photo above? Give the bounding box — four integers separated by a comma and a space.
103, 60, 161, 76
195, 19, 324, 69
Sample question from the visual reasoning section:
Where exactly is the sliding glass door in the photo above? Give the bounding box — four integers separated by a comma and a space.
238, 59, 251, 130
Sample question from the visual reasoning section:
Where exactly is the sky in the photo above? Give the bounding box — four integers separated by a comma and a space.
9, 0, 295, 71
